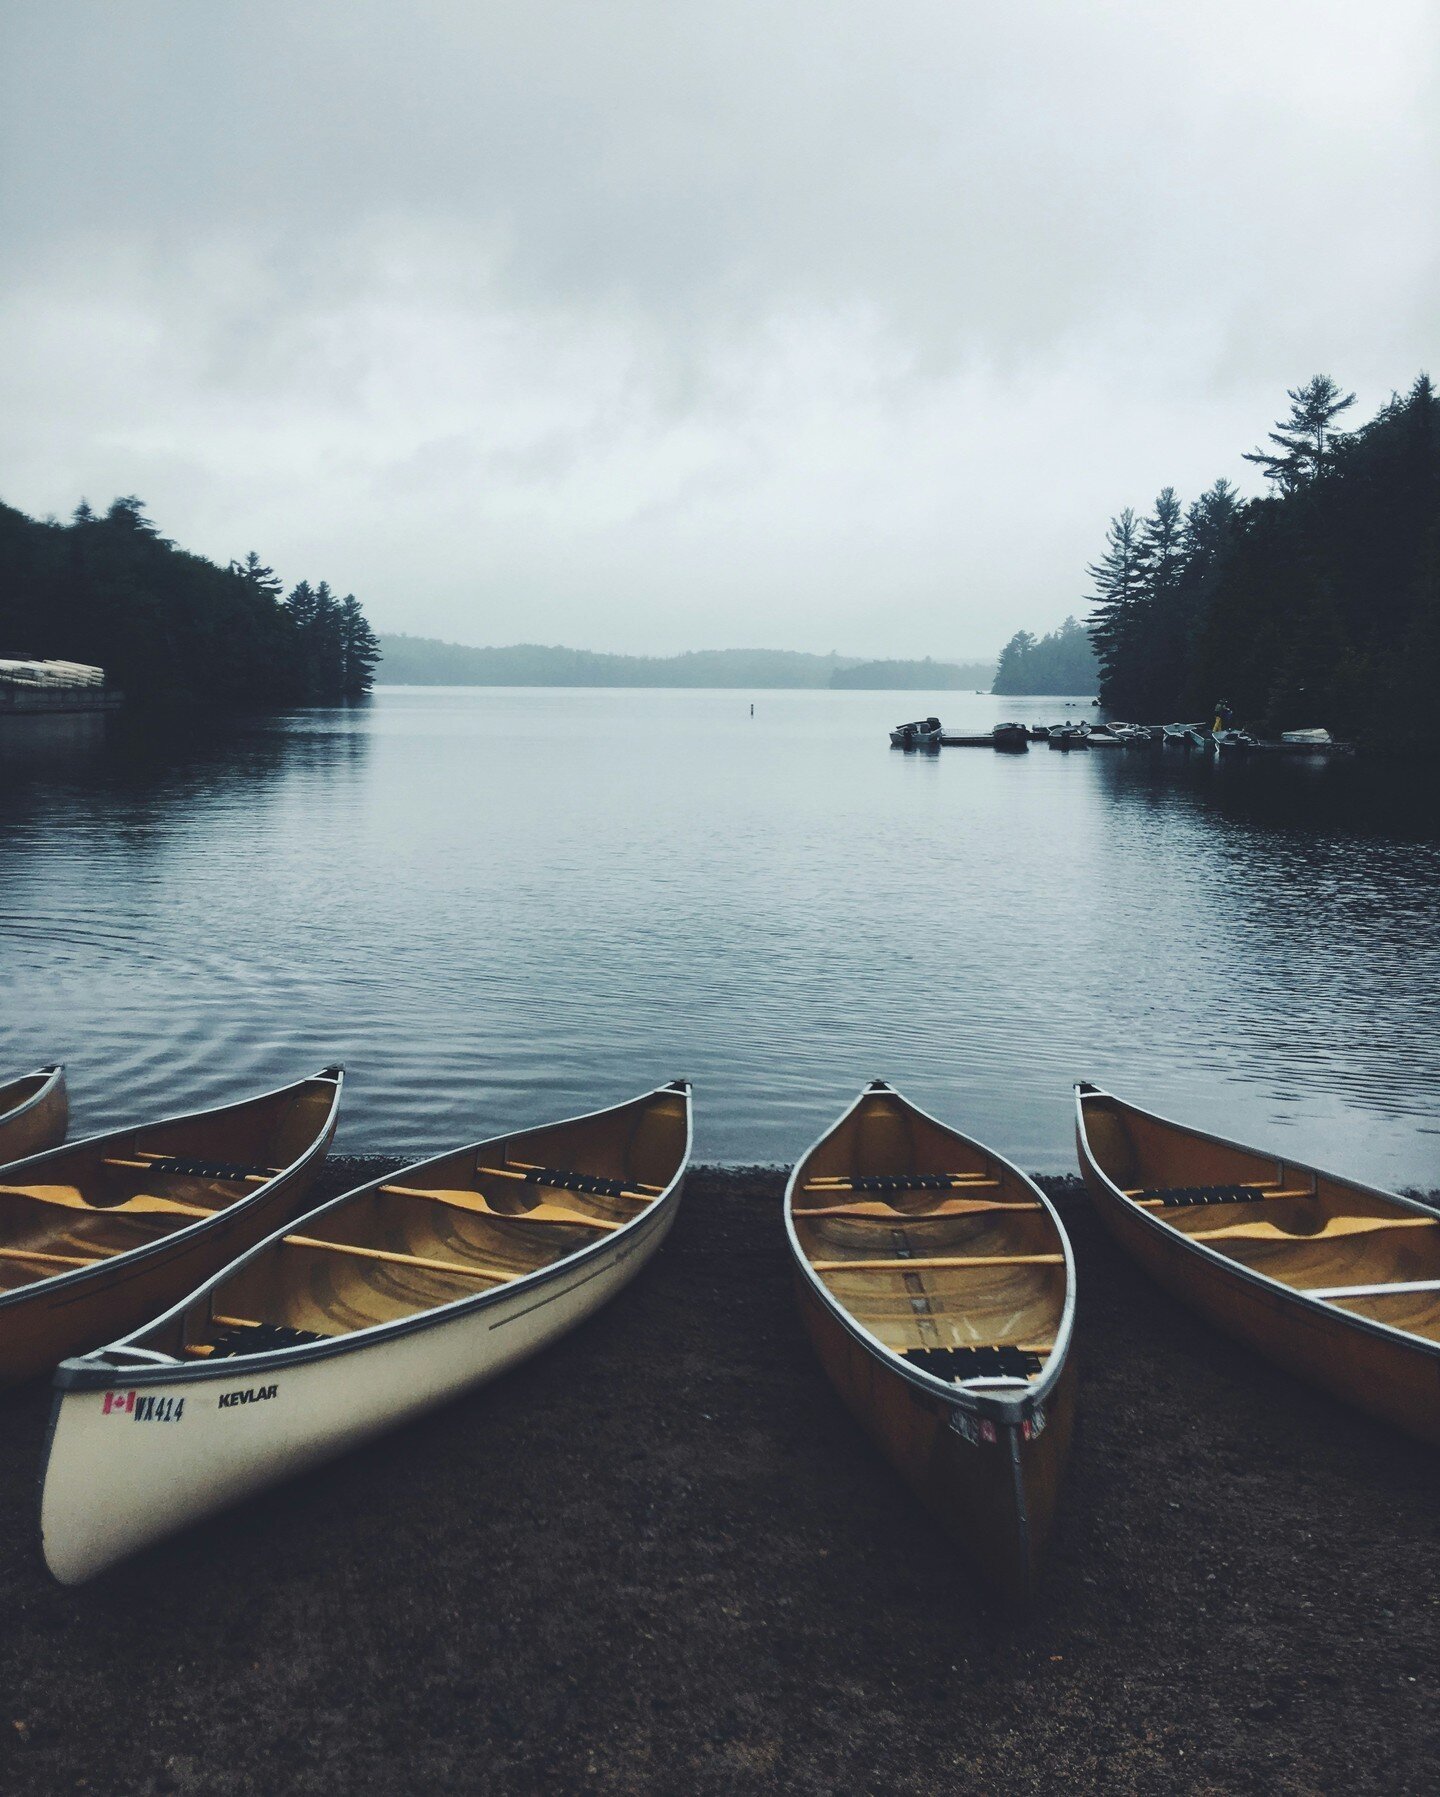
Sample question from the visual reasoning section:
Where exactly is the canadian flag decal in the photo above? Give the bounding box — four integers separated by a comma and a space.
102, 1390, 136, 1415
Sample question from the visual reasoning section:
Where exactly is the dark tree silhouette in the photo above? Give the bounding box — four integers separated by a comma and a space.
0, 498, 380, 707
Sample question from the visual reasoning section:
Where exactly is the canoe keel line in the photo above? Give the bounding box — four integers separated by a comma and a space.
40, 1081, 692, 1583
1075, 1083, 1440, 1446
786, 1082, 1077, 1601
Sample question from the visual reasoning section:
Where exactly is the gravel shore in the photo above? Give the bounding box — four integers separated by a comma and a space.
0, 1163, 1436, 1795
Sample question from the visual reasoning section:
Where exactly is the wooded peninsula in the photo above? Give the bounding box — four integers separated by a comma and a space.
1085, 374, 1439, 747
0, 497, 379, 707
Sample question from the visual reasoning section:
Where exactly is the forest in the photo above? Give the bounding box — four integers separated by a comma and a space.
0, 497, 379, 707
1085, 374, 1439, 747
991, 617, 1097, 695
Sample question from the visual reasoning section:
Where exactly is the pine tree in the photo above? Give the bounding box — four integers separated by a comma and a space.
1243, 376, 1357, 492
339, 594, 381, 696
1085, 508, 1145, 706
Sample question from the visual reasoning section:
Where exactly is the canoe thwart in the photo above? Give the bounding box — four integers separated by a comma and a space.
810, 1253, 1065, 1273
145, 1157, 277, 1183
797, 1198, 1040, 1221
501, 1157, 665, 1194
379, 1183, 622, 1231
903, 1344, 1048, 1381
1189, 1214, 1439, 1245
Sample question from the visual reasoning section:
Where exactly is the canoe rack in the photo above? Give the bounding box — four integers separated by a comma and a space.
903, 1345, 1047, 1380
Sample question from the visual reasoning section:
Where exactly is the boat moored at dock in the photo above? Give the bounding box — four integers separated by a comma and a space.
40, 1080, 692, 1583
786, 1082, 1076, 1601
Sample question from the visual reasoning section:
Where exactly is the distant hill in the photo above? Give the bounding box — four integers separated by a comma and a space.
377, 635, 994, 690
830, 657, 994, 690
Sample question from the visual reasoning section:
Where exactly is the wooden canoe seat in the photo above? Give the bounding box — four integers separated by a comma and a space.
805, 1174, 999, 1195
105, 1156, 273, 1185
380, 1183, 621, 1232
503, 1158, 664, 1195
476, 1165, 653, 1202
798, 1198, 1040, 1221
1189, 1214, 1439, 1246
205, 1321, 331, 1358
0, 1243, 108, 1270
1128, 1184, 1313, 1207
903, 1344, 1048, 1380
810, 1253, 1064, 1273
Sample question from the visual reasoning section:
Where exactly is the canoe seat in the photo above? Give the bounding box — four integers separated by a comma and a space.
822, 1175, 993, 1195
903, 1344, 1047, 1380
206, 1321, 331, 1358
1133, 1184, 1281, 1208
147, 1157, 275, 1182
516, 1166, 639, 1199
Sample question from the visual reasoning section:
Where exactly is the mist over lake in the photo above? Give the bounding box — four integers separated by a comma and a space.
3, 685, 1436, 1188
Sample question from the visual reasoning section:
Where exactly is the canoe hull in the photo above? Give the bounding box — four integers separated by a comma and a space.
1076, 1104, 1440, 1446
0, 1066, 68, 1164
41, 1183, 682, 1583
796, 1273, 1074, 1602
0, 1074, 341, 1388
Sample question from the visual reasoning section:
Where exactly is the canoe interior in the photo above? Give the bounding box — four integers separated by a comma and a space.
0, 1070, 55, 1119
0, 1078, 340, 1299
1078, 1089, 1440, 1344
790, 1088, 1067, 1379
131, 1085, 691, 1359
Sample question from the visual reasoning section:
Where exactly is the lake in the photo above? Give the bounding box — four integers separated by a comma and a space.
2, 687, 1438, 1187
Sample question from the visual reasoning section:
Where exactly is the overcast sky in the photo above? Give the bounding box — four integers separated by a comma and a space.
1, 3, 1435, 659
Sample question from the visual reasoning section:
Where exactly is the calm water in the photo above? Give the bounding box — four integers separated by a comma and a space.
2, 688, 1438, 1186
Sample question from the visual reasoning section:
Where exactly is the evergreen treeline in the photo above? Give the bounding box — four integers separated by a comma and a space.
829, 656, 994, 690
379, 636, 994, 690
991, 617, 1097, 695
0, 496, 380, 707
1085, 375, 1440, 746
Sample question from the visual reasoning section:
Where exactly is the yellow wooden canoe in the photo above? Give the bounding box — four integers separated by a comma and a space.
786, 1081, 1076, 1601
0, 1064, 67, 1164
1075, 1082, 1440, 1444
0, 1067, 343, 1387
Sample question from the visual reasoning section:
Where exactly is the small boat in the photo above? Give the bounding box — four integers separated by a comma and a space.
1047, 725, 1089, 750
1161, 723, 1189, 744
1281, 728, 1332, 747
41, 1080, 692, 1583
786, 1082, 1076, 1600
1028, 725, 1050, 740
0, 1065, 68, 1164
1183, 725, 1211, 750
0, 1069, 343, 1388
1213, 728, 1257, 751
1075, 1083, 1440, 1446
890, 716, 943, 748
992, 721, 1029, 751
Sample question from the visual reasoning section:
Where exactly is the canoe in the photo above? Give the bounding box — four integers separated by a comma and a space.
785, 1081, 1076, 1601
1075, 1082, 1440, 1444
40, 1079, 693, 1583
0, 1064, 68, 1163
0, 1068, 343, 1388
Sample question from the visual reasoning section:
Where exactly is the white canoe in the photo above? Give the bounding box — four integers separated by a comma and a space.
40, 1080, 693, 1583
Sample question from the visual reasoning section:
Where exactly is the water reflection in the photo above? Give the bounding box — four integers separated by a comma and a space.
1, 688, 1436, 1189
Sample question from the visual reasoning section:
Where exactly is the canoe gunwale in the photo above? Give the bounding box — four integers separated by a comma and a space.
784, 1082, 1076, 1425
51, 1080, 694, 1392
0, 1068, 345, 1316
1073, 1081, 1440, 1366
0, 1064, 65, 1130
